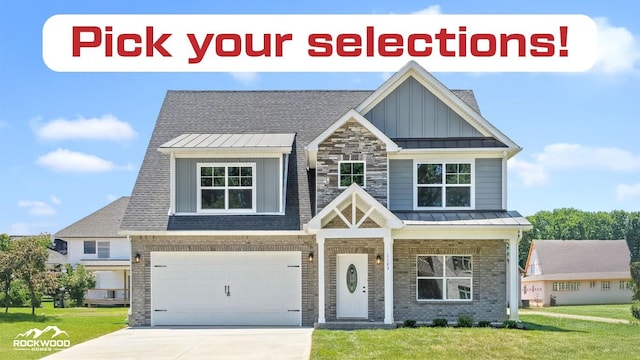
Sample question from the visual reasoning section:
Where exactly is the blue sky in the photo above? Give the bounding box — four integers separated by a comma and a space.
1, 0, 639, 235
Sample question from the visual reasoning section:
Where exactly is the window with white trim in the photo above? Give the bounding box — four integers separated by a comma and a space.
97, 241, 110, 259
620, 281, 631, 290
416, 162, 472, 208
552, 281, 579, 291
83, 241, 96, 254
417, 255, 472, 301
590, 281, 597, 289
339, 161, 365, 188
197, 163, 256, 212
601, 281, 610, 290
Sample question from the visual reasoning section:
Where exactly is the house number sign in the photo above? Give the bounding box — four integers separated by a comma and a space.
346, 264, 358, 293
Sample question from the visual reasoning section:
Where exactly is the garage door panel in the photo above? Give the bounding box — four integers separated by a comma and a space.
151, 251, 301, 326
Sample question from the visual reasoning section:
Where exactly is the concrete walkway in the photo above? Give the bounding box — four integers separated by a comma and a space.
520, 309, 631, 324
41, 327, 313, 360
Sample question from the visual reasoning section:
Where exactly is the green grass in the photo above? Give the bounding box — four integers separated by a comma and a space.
311, 315, 640, 360
530, 304, 636, 322
0, 302, 128, 360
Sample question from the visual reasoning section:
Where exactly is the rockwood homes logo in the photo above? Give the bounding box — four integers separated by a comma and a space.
13, 326, 71, 352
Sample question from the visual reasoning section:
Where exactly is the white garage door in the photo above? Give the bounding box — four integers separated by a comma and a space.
151, 251, 301, 326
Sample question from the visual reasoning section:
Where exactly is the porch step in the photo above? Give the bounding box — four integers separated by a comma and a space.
314, 321, 397, 330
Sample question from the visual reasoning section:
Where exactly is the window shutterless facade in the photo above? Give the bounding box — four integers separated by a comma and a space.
338, 161, 365, 188
83, 240, 96, 254
601, 281, 611, 290
552, 281, 579, 291
97, 241, 110, 259
415, 162, 473, 209
197, 163, 256, 213
416, 255, 472, 301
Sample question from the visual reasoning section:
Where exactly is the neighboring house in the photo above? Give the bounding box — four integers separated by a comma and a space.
521, 240, 633, 307
46, 248, 67, 272
55, 197, 131, 306
121, 61, 532, 327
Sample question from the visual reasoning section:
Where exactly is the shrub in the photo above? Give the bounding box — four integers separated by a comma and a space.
403, 319, 417, 328
478, 320, 492, 328
457, 315, 473, 328
631, 303, 640, 320
0, 280, 31, 307
432, 318, 448, 327
503, 320, 518, 329
550, 295, 557, 306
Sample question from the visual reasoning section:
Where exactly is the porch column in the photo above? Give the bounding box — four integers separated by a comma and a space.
383, 235, 394, 324
317, 236, 326, 324
509, 237, 519, 321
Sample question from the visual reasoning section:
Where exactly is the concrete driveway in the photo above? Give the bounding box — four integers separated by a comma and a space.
41, 327, 313, 360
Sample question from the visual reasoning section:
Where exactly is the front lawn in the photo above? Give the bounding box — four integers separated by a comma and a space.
311, 315, 639, 360
528, 304, 636, 322
0, 302, 128, 360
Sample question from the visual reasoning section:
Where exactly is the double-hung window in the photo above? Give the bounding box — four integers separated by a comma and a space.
83, 240, 96, 255
97, 241, 110, 259
197, 163, 256, 212
417, 255, 473, 301
416, 162, 472, 209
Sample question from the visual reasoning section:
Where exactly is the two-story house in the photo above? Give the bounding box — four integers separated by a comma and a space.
121, 61, 531, 327
55, 196, 131, 306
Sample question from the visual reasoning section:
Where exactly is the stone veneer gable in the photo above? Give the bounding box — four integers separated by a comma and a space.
316, 119, 388, 212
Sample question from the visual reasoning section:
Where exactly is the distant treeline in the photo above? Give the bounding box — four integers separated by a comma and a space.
521, 208, 640, 268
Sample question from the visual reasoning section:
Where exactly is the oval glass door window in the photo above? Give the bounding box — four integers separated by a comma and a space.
346, 264, 358, 293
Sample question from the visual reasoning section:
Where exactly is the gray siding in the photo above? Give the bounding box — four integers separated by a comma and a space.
176, 157, 280, 213
388, 159, 413, 210
475, 158, 503, 210
364, 77, 481, 138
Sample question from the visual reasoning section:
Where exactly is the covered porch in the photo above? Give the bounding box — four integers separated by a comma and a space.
80, 259, 131, 307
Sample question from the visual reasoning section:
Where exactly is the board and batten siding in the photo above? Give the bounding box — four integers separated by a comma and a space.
388, 159, 413, 211
475, 158, 503, 210
388, 158, 503, 210
175, 157, 280, 213
363, 77, 482, 138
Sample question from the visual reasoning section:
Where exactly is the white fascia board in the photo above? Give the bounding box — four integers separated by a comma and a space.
355, 60, 521, 151
118, 230, 308, 237
305, 109, 399, 168
159, 149, 287, 158
392, 226, 527, 240
389, 147, 520, 160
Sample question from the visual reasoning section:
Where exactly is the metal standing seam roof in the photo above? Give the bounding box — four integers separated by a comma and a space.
160, 133, 296, 149
393, 210, 531, 226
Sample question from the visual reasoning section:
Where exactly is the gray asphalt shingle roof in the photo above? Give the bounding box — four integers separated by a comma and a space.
56, 196, 129, 238
121, 89, 485, 232
532, 239, 631, 275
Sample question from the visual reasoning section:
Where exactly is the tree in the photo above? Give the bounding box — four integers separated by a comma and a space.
11, 235, 49, 315
625, 214, 640, 300
61, 264, 96, 306
0, 233, 14, 313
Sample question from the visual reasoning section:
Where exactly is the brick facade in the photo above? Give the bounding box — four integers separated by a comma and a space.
316, 119, 388, 211
129, 235, 318, 327
393, 239, 507, 323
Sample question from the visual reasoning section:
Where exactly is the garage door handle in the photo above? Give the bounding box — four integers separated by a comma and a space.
154, 309, 167, 312
287, 309, 300, 312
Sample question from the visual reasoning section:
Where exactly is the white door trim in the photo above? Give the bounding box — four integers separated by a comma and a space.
336, 254, 368, 319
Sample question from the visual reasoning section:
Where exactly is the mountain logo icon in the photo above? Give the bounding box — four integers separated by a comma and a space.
15, 326, 69, 339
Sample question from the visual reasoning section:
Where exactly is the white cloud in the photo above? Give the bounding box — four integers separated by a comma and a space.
510, 143, 640, 187
230, 72, 259, 84
616, 183, 640, 202
35, 114, 136, 141
508, 158, 549, 186
50, 195, 61, 205
36, 148, 132, 173
592, 17, 640, 74
413, 5, 442, 15
18, 200, 57, 216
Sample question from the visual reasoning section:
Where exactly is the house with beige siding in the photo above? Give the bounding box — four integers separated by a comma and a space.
521, 240, 633, 307
121, 61, 532, 327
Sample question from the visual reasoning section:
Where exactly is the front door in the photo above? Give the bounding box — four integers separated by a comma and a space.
336, 254, 368, 318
